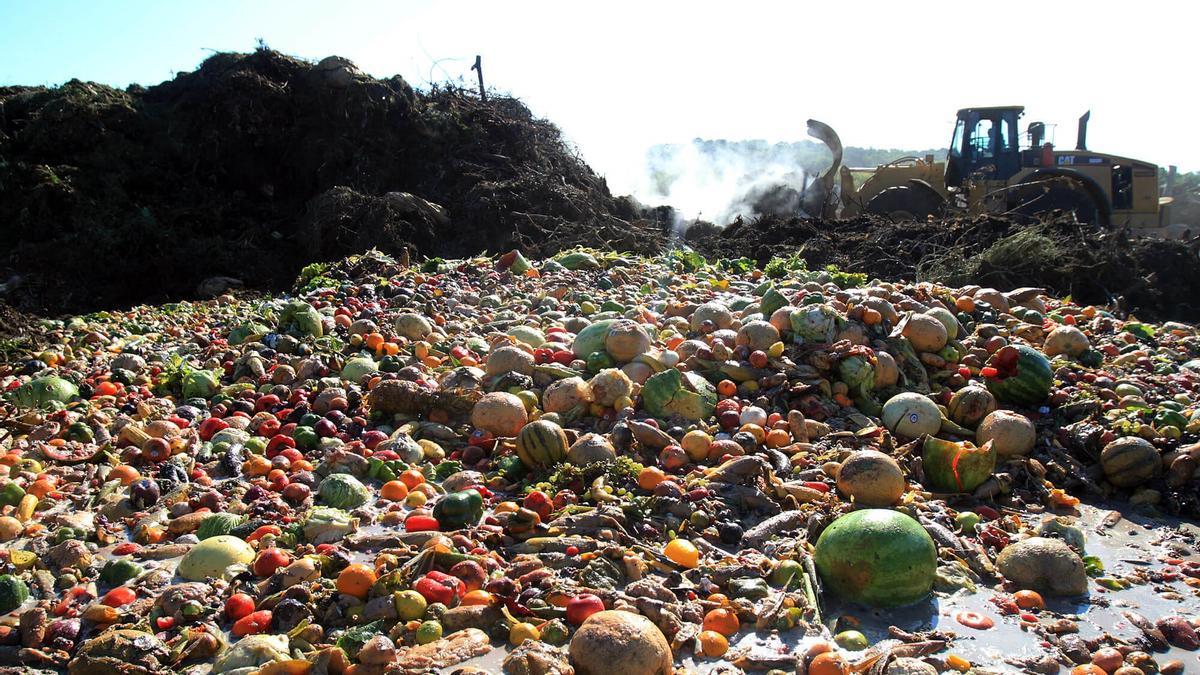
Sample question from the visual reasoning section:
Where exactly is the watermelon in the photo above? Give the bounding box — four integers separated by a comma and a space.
1099, 436, 1161, 488
984, 344, 1053, 407
571, 319, 617, 358
921, 436, 996, 493
642, 369, 716, 421
516, 420, 570, 469
814, 509, 937, 608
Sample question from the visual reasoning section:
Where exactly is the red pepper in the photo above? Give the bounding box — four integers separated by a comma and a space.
112, 542, 140, 556
523, 491, 552, 521
405, 515, 440, 532
265, 434, 296, 458
801, 481, 830, 493
415, 571, 464, 605
245, 525, 282, 543
198, 417, 229, 442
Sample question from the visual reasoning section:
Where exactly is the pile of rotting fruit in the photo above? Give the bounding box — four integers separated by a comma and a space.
0, 247, 1199, 675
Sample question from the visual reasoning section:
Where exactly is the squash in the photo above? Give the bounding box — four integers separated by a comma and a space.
516, 420, 570, 469
735, 321, 781, 352
588, 368, 633, 407
485, 345, 535, 377
569, 610, 673, 675
177, 536, 255, 581
836, 450, 905, 507
881, 392, 941, 438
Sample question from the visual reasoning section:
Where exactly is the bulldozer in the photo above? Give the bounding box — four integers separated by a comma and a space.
803, 107, 1170, 231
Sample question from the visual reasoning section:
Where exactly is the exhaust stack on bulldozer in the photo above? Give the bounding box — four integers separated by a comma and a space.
808, 107, 1171, 234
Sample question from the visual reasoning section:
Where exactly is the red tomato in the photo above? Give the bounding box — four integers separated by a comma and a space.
155, 616, 176, 630
552, 351, 575, 366
101, 586, 137, 607
232, 610, 273, 636
566, 593, 606, 625
253, 548, 292, 577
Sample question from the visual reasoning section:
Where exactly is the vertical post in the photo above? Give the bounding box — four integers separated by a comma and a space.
1166, 165, 1177, 198
471, 55, 486, 102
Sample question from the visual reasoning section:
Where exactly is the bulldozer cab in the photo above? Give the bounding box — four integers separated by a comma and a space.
945, 106, 1023, 188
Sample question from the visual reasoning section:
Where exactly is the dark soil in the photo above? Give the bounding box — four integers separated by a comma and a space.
0, 49, 670, 315
685, 214, 1200, 322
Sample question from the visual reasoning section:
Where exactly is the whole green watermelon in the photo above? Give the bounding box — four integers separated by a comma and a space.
814, 509, 937, 607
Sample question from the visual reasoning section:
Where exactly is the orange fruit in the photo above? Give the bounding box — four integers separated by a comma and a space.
109, 465, 141, 486
459, 590, 494, 606
702, 607, 740, 637
336, 564, 377, 599
380, 480, 409, 501
698, 630, 728, 657
662, 538, 699, 568
1070, 666, 1107, 675
808, 652, 849, 675
637, 467, 666, 491
399, 469, 426, 490
766, 429, 791, 448
1014, 590, 1045, 610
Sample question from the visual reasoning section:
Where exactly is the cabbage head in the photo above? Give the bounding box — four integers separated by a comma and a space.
341, 356, 378, 383
197, 512, 246, 540
279, 300, 324, 338
213, 633, 290, 673
182, 369, 221, 400
317, 473, 370, 510
789, 304, 841, 343
228, 322, 270, 346
838, 354, 880, 415
7, 376, 78, 409
302, 506, 357, 544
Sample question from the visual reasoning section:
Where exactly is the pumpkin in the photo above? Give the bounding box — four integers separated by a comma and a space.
984, 344, 1053, 407
542, 377, 593, 414
589, 368, 633, 407
947, 386, 997, 429
1043, 325, 1090, 358
1100, 436, 1162, 488
604, 320, 652, 363
836, 450, 906, 507
902, 313, 948, 353
516, 420, 570, 469
470, 392, 529, 437
567, 434, 617, 466
976, 410, 1036, 457
881, 392, 941, 438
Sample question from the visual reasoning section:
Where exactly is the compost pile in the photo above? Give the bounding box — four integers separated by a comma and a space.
0, 248, 1198, 674
685, 214, 1200, 323
0, 49, 668, 315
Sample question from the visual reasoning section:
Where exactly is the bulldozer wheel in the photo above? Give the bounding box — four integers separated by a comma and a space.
1010, 183, 1102, 225
865, 186, 945, 222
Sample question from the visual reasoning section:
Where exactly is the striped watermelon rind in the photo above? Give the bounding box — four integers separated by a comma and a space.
984, 344, 1053, 407
516, 420, 569, 469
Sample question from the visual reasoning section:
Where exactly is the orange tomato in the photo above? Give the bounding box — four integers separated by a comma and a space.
380, 480, 410, 501
862, 308, 883, 326
702, 607, 740, 637
399, 469, 426, 490
956, 296, 976, 312
698, 630, 729, 657
108, 465, 141, 486
364, 333, 385, 352
243, 455, 272, 477
27, 477, 57, 498
1070, 666, 1107, 675
637, 467, 666, 491
1013, 590, 1045, 610
336, 564, 377, 599
459, 590, 494, 606
808, 652, 849, 675
716, 380, 737, 397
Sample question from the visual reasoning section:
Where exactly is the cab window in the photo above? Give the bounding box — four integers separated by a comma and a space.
969, 119, 995, 159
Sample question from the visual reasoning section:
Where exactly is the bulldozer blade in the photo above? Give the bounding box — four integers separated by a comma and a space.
801, 119, 844, 218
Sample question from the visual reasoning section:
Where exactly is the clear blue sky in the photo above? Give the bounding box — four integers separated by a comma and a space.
2, 0, 1196, 203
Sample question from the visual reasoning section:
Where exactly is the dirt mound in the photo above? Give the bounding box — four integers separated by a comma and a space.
0, 49, 665, 314
686, 214, 1200, 321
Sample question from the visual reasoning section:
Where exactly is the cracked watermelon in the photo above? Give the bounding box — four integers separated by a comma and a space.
984, 344, 1053, 407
